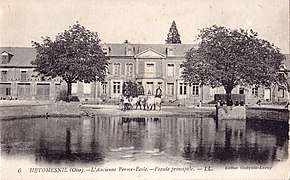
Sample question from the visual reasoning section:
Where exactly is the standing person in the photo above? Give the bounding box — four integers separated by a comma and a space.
199, 100, 202, 107
155, 86, 162, 98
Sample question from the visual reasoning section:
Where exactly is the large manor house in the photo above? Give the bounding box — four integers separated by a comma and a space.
0, 42, 289, 104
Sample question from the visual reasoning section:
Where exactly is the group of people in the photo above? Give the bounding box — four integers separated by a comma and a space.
217, 99, 244, 106
119, 95, 162, 111
119, 86, 163, 111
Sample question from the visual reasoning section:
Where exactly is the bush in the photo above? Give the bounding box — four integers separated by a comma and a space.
69, 96, 80, 102
214, 94, 245, 103
57, 90, 68, 101
56, 90, 79, 102
207, 100, 216, 104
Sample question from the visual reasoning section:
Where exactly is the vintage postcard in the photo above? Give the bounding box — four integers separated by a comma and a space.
0, 0, 289, 179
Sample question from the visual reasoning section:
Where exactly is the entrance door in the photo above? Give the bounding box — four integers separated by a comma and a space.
146, 82, 153, 95
17, 83, 31, 100
0, 83, 11, 99
36, 84, 50, 100
264, 88, 271, 101
55, 83, 61, 100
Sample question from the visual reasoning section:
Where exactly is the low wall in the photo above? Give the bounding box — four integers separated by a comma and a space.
0, 103, 81, 120
247, 106, 289, 121
217, 106, 246, 120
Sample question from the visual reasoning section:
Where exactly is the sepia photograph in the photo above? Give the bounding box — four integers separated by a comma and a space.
0, 0, 289, 179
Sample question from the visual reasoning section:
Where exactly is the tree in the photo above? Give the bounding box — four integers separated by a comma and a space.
32, 22, 108, 100
122, 80, 138, 97
165, 21, 181, 44
182, 25, 285, 104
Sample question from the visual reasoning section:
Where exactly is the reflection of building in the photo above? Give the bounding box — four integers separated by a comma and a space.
1, 116, 287, 164
0, 45, 289, 104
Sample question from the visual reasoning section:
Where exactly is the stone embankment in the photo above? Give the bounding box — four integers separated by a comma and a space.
81, 104, 215, 118
247, 105, 289, 121
0, 101, 215, 120
0, 101, 81, 120
0, 101, 289, 121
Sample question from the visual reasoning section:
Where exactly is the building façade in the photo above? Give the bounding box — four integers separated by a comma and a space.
0, 43, 289, 105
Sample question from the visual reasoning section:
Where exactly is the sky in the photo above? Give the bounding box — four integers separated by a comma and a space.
0, 0, 289, 53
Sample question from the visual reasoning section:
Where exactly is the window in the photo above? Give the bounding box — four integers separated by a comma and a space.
278, 88, 284, 98
102, 82, 107, 94
125, 46, 134, 56
239, 87, 244, 94
127, 49, 133, 55
113, 82, 121, 94
167, 47, 174, 56
107, 63, 112, 75
167, 64, 174, 77
113, 63, 121, 76
179, 83, 187, 95
20, 71, 27, 81
72, 83, 78, 94
126, 63, 133, 76
192, 83, 199, 95
105, 67, 110, 75
252, 87, 258, 97
1, 52, 9, 64
179, 64, 184, 78
1, 71, 7, 81
168, 49, 173, 56
6, 87, 11, 96
102, 46, 110, 56
167, 83, 174, 96
209, 87, 217, 96
83, 83, 91, 94
145, 63, 154, 75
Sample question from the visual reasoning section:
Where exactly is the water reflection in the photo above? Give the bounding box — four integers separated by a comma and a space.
1, 116, 288, 165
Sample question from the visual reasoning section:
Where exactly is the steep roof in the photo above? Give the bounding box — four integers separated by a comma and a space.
0, 44, 196, 67
1, 46, 288, 68
0, 47, 36, 67
103, 43, 196, 57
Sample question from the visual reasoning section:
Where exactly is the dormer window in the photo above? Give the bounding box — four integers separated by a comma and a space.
125, 45, 134, 56
279, 64, 287, 72
1, 51, 13, 64
102, 45, 110, 56
166, 46, 174, 56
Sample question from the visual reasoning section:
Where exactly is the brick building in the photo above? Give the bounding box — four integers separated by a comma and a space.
0, 45, 289, 105
0, 47, 62, 100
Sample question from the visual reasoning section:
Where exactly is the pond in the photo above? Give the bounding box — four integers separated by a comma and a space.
1, 116, 288, 168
